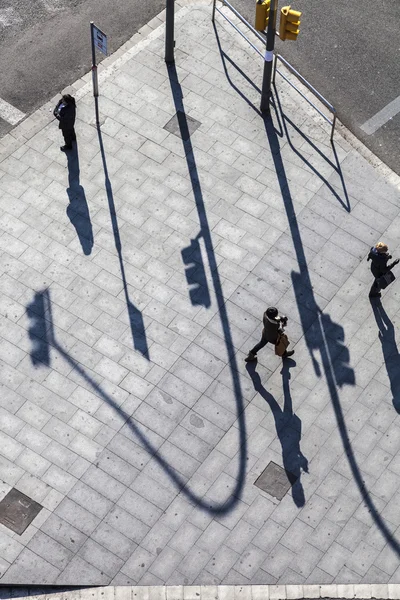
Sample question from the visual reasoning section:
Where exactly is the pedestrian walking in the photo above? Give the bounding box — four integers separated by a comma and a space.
368, 242, 399, 298
245, 306, 294, 362
53, 94, 76, 152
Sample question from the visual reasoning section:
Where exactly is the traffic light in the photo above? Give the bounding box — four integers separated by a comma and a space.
279, 5, 301, 41
255, 0, 271, 32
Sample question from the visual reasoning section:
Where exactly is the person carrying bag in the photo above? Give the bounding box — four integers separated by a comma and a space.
368, 242, 399, 298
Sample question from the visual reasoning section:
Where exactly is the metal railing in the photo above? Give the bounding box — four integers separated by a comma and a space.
212, 0, 265, 60
273, 54, 337, 141
212, 0, 337, 141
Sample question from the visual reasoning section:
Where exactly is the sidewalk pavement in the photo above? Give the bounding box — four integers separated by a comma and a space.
0, 0, 400, 587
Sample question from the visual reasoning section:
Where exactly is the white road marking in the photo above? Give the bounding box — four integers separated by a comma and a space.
0, 97, 26, 125
360, 94, 400, 135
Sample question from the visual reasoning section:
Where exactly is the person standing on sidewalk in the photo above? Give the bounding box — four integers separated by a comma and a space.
368, 242, 399, 298
53, 94, 77, 152
245, 306, 294, 362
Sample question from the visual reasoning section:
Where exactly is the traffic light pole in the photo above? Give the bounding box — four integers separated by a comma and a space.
260, 0, 277, 114
165, 0, 175, 63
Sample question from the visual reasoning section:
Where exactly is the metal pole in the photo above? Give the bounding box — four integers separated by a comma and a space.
165, 0, 175, 63
260, 0, 277, 113
90, 22, 99, 97
212, 0, 217, 22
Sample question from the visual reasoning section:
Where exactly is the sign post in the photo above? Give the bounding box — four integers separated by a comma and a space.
165, 0, 175, 63
260, 0, 277, 113
90, 22, 108, 97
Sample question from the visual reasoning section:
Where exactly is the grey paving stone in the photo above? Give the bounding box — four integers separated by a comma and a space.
92, 521, 137, 561
78, 538, 124, 578
118, 488, 162, 528
27, 530, 73, 571
0, 547, 60, 584
55, 498, 101, 536
56, 555, 109, 585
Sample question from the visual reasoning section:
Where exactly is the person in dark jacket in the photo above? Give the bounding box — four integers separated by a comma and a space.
245, 306, 294, 362
53, 94, 76, 151
368, 242, 399, 298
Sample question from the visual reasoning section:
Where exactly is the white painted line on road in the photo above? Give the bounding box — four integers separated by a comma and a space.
0, 97, 25, 125
360, 95, 400, 135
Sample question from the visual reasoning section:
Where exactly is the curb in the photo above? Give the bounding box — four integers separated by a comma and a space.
0, 0, 399, 193
1, 585, 400, 599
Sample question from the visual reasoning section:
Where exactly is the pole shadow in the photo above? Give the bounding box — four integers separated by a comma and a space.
371, 299, 400, 413
166, 62, 247, 511
94, 99, 149, 359
246, 360, 308, 507
211, 16, 400, 554
66, 144, 94, 255
26, 287, 243, 515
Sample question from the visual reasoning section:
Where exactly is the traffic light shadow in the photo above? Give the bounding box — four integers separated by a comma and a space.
181, 236, 211, 308
246, 360, 308, 507
272, 88, 351, 213
26, 287, 244, 515
263, 114, 400, 555
371, 299, 400, 413
66, 144, 94, 255
26, 290, 53, 366
93, 98, 149, 360
166, 62, 247, 513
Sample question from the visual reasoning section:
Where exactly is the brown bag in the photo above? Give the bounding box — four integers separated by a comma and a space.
275, 333, 289, 356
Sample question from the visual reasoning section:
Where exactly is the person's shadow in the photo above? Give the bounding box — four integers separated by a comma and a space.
371, 299, 400, 412
66, 145, 93, 255
246, 360, 308, 507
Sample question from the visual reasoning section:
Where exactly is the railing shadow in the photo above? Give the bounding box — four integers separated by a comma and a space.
273, 88, 351, 213
94, 99, 149, 359
371, 299, 400, 413
246, 359, 308, 507
213, 24, 350, 213
66, 144, 94, 255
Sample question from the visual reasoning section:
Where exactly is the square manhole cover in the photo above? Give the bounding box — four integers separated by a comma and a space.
0, 488, 43, 535
254, 461, 298, 501
164, 111, 201, 141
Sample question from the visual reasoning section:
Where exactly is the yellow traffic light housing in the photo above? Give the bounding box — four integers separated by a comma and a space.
255, 0, 271, 32
279, 5, 301, 41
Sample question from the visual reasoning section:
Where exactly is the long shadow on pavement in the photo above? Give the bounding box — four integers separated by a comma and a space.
26, 287, 244, 515
94, 99, 149, 359
371, 299, 400, 413
66, 144, 94, 255
213, 19, 400, 553
246, 359, 308, 507
214, 25, 351, 214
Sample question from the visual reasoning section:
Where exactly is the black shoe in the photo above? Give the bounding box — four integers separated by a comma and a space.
245, 352, 257, 362
60, 145, 72, 152
282, 350, 295, 359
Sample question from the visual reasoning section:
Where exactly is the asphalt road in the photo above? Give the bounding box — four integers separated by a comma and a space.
0, 0, 165, 136
0, 0, 399, 175
226, 0, 400, 176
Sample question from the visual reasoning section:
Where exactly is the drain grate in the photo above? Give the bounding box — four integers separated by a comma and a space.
254, 461, 298, 501
163, 110, 201, 141
0, 488, 43, 535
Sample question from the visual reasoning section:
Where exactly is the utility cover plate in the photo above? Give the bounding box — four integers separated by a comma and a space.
164, 111, 201, 141
0, 488, 43, 535
254, 461, 297, 501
